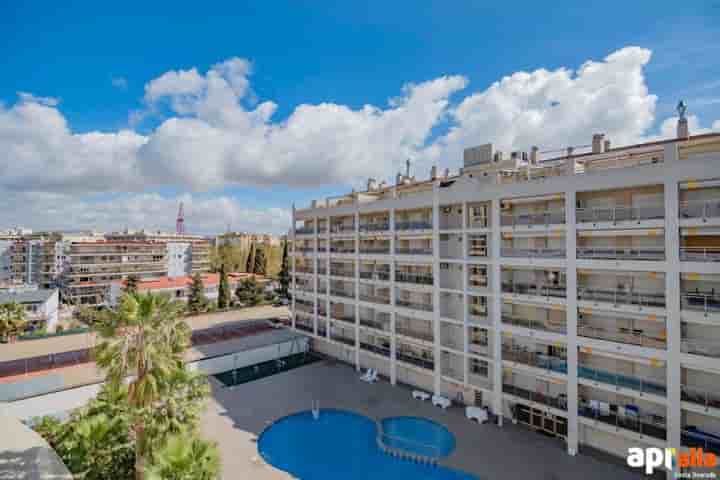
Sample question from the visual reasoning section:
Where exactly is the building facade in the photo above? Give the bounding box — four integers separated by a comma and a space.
0, 286, 60, 332
290, 127, 720, 477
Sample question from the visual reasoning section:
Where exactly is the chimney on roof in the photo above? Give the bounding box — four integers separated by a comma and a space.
530, 146, 539, 164
603, 139, 611, 152
677, 100, 689, 139
592, 134, 604, 154
430, 165, 438, 180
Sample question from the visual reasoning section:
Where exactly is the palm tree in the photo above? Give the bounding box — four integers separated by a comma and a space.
146, 434, 220, 480
0, 301, 26, 341
124, 274, 141, 295
94, 292, 190, 480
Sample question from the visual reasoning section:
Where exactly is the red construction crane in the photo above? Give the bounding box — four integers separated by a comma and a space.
176, 202, 185, 235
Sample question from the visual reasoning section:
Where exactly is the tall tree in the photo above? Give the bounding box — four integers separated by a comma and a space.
217, 263, 229, 309
187, 273, 207, 314
235, 277, 262, 306
278, 240, 289, 297
245, 243, 256, 274
253, 246, 266, 275
124, 274, 140, 295
94, 293, 190, 480
0, 301, 26, 341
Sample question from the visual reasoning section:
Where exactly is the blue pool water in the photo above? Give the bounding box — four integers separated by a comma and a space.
381, 416, 455, 457
258, 409, 478, 480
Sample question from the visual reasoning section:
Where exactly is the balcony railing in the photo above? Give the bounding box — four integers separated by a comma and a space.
681, 292, 720, 313
396, 299, 433, 312
295, 226, 315, 235
576, 204, 664, 224
501, 211, 565, 227
578, 404, 666, 440
359, 270, 391, 281
577, 247, 665, 261
396, 326, 433, 342
503, 316, 567, 334
359, 223, 390, 232
397, 351, 434, 370
331, 314, 356, 325
502, 347, 567, 374
295, 322, 314, 333
503, 384, 567, 410
329, 289, 355, 299
330, 224, 356, 234
331, 334, 356, 347
359, 246, 391, 254
317, 246, 328, 253
502, 282, 567, 299
577, 325, 666, 349
680, 247, 720, 262
683, 428, 720, 456
329, 247, 355, 254
295, 303, 314, 314
395, 247, 432, 255
359, 317, 390, 332
578, 364, 666, 396
682, 339, 720, 358
395, 272, 433, 285
682, 384, 720, 410
329, 269, 355, 278
360, 342, 390, 357
680, 199, 720, 220
501, 247, 566, 258
395, 220, 433, 231
468, 216, 488, 229
577, 287, 665, 308
359, 294, 391, 305
439, 218, 463, 230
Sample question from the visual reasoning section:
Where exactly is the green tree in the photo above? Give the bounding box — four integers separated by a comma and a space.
187, 273, 207, 314
278, 240, 289, 297
253, 246, 266, 275
124, 274, 140, 295
146, 434, 220, 480
235, 277, 263, 306
0, 301, 26, 341
217, 263, 229, 309
245, 243, 256, 274
94, 292, 191, 480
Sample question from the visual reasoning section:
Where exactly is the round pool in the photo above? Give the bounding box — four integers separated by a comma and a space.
381, 416, 456, 457
258, 409, 477, 480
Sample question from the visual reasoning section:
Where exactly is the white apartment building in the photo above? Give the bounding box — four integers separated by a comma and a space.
290, 119, 720, 477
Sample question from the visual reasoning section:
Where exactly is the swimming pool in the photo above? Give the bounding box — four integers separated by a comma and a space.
258, 409, 478, 480
381, 416, 456, 458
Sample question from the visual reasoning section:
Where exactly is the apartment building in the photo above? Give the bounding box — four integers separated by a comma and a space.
8, 231, 212, 305
215, 231, 282, 249
290, 118, 720, 477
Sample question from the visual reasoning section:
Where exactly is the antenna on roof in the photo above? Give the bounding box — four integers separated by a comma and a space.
176, 202, 185, 235
405, 158, 411, 178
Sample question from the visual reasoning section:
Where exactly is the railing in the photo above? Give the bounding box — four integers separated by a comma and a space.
359, 223, 390, 232
577, 247, 665, 261
681, 292, 720, 313
501, 347, 567, 374
330, 224, 356, 233
331, 314, 356, 325
578, 364, 666, 396
500, 211, 565, 227
329, 269, 355, 278
396, 351, 434, 370
502, 282, 567, 299
682, 429, 720, 456
577, 325, 666, 349
359, 271, 391, 281
501, 247, 566, 258
396, 300, 433, 312
468, 312, 490, 325
439, 218, 463, 230
329, 289, 355, 299
503, 384, 567, 410
680, 247, 720, 262
295, 226, 315, 235
682, 339, 720, 358
359, 247, 391, 254
396, 326, 433, 342
359, 318, 390, 332
331, 334, 356, 346
441, 366, 463, 381
294, 303, 314, 314
317, 246, 328, 253
375, 419, 440, 464
360, 342, 390, 357
502, 316, 567, 334
359, 294, 391, 305
576, 204, 664, 223
679, 199, 720, 220
395, 272, 433, 285
295, 322, 314, 333
682, 384, 720, 410
579, 405, 666, 440
578, 287, 666, 308
468, 216, 488, 229
329, 247, 355, 254
395, 247, 433, 255
395, 220, 433, 231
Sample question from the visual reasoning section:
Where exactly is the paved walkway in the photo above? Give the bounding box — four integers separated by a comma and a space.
200, 359, 646, 480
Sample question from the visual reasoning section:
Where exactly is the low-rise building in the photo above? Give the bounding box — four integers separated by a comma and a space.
0, 286, 59, 332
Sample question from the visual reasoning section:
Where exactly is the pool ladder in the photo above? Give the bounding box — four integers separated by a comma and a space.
312, 400, 320, 420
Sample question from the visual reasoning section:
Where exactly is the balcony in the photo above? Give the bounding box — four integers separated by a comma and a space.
680, 247, 720, 262
396, 325, 433, 343
329, 268, 355, 278
682, 384, 720, 410
295, 226, 315, 235
359, 313, 391, 332
578, 364, 666, 396
503, 384, 567, 410
397, 348, 434, 370
503, 315, 567, 334
576, 204, 664, 224
577, 247, 665, 261
577, 324, 666, 349
360, 342, 390, 357
501, 247, 566, 259
395, 272, 433, 285
329, 289, 355, 300
578, 287, 665, 309
681, 291, 720, 314
683, 428, 720, 456
502, 346, 567, 374
359, 292, 391, 305
330, 224, 356, 234
682, 339, 720, 358
502, 282, 566, 299
359, 245, 390, 255
359, 222, 390, 232
396, 299, 433, 312
501, 210, 565, 228
395, 247, 432, 255
439, 205, 463, 230
680, 199, 720, 221
359, 270, 390, 281
331, 313, 356, 325
329, 246, 355, 254
396, 220, 433, 231
578, 402, 666, 440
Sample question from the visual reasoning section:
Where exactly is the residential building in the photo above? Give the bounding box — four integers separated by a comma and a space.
215, 232, 281, 249
0, 285, 59, 332
290, 121, 720, 477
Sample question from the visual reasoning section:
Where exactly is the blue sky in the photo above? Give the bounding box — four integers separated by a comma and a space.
1, 1, 718, 234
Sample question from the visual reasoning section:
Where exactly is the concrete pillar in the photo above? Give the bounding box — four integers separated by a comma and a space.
565, 191, 579, 456
291, 204, 297, 329
432, 183, 442, 395
389, 208, 397, 384
462, 202, 470, 386
354, 210, 360, 371
490, 198, 503, 426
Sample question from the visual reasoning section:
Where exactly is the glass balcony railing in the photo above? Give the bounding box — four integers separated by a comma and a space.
329, 269, 355, 278
359, 270, 390, 281
502, 316, 567, 334
501, 247, 566, 258
397, 351, 434, 370
578, 364, 666, 396
680, 247, 720, 262
577, 325, 666, 349
359, 223, 390, 232
295, 226, 315, 235
683, 428, 720, 456
329, 289, 355, 299
395, 272, 433, 285
331, 334, 356, 347
359, 317, 390, 332
396, 325, 433, 342
395, 220, 433, 231
578, 287, 665, 308
577, 247, 665, 261
395, 247, 433, 255
679, 199, 720, 220
503, 384, 567, 410
682, 384, 720, 410
579, 403, 666, 440
681, 291, 720, 314
502, 282, 566, 298
330, 224, 356, 234
359, 246, 391, 254
501, 347, 567, 374
360, 342, 390, 357
331, 314, 356, 325
501, 211, 565, 227
359, 294, 391, 305
682, 339, 720, 358
329, 246, 355, 254
396, 299, 433, 312
576, 204, 664, 223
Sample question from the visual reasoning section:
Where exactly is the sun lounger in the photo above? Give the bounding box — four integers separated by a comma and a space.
432, 395, 451, 409
412, 390, 431, 401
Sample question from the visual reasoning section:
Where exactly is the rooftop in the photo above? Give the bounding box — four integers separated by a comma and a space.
0, 288, 56, 305
117, 272, 268, 291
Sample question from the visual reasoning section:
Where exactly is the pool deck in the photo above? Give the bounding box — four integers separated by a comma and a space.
200, 358, 647, 480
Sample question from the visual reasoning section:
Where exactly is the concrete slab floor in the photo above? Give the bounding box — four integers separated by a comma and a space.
200, 359, 647, 480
